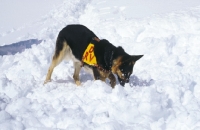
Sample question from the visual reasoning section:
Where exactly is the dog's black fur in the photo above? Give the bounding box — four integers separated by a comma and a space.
55, 25, 97, 60
44, 24, 143, 87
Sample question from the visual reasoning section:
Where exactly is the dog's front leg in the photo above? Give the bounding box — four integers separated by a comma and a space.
108, 73, 116, 88
92, 67, 107, 81
92, 67, 100, 80
93, 68, 115, 88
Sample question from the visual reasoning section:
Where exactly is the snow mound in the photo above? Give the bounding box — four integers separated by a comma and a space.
0, 0, 200, 130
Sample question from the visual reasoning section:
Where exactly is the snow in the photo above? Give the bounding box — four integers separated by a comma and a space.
1, 0, 200, 129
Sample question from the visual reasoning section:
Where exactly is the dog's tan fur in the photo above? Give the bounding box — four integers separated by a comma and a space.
111, 56, 126, 80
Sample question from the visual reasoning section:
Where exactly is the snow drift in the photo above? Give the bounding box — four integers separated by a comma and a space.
0, 0, 200, 130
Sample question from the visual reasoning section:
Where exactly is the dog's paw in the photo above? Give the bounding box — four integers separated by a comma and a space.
110, 81, 116, 88
75, 81, 81, 86
43, 79, 51, 85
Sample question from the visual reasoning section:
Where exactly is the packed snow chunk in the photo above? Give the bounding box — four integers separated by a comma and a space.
0, 120, 24, 130
0, 110, 11, 123
5, 97, 31, 116
0, 93, 11, 110
94, 120, 124, 130
150, 118, 165, 130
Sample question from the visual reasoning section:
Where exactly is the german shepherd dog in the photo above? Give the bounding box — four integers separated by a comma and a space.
44, 24, 143, 88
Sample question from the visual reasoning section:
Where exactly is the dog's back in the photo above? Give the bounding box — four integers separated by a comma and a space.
56, 24, 97, 60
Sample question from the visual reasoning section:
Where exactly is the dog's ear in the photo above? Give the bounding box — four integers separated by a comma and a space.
131, 55, 143, 62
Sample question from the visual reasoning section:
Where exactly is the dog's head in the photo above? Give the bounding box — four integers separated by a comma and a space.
112, 47, 143, 86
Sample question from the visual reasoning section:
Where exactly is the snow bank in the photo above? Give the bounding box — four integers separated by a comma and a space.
0, 39, 42, 56
1, 0, 200, 130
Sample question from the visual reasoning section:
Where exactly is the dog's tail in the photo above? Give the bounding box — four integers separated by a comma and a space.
54, 37, 66, 59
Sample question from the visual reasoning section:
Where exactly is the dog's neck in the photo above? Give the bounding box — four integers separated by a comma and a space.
91, 38, 122, 73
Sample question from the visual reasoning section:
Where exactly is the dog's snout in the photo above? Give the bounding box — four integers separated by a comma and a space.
125, 78, 129, 83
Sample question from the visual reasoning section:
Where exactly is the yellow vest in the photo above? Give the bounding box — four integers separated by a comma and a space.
82, 43, 97, 66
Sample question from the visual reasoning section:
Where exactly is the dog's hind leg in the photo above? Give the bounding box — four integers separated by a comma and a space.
44, 38, 67, 84
73, 62, 82, 86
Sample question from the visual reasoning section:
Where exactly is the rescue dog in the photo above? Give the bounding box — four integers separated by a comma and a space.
44, 24, 143, 88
